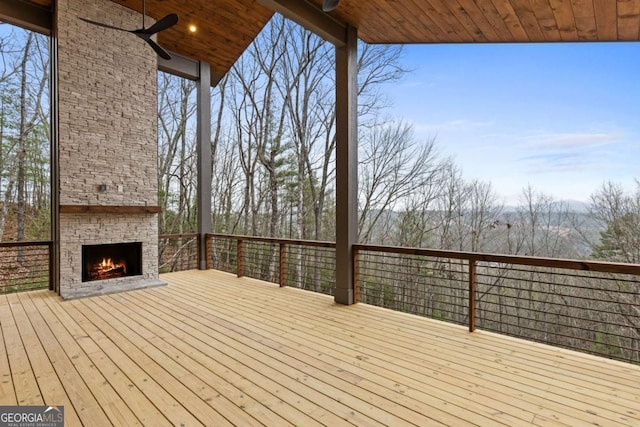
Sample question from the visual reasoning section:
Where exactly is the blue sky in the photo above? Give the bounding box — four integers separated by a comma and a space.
385, 42, 640, 205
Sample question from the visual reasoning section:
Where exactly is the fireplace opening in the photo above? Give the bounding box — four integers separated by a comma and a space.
82, 242, 142, 282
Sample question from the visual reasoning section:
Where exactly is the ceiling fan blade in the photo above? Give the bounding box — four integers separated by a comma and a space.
137, 14, 179, 35
322, 0, 340, 12
145, 38, 172, 60
79, 17, 130, 32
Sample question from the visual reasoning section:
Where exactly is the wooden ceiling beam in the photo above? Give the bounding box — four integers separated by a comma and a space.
0, 0, 51, 35
158, 52, 199, 81
158, 51, 224, 87
258, 0, 347, 46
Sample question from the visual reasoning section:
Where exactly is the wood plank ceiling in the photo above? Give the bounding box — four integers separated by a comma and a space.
312, 0, 640, 43
18, 0, 640, 77
108, 0, 274, 79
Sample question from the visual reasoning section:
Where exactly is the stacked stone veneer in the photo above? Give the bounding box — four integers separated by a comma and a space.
57, 0, 164, 298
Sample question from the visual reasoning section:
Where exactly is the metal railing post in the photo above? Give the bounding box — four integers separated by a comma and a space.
197, 234, 203, 270
48, 241, 55, 291
468, 259, 477, 332
279, 243, 286, 287
237, 239, 244, 278
353, 248, 360, 303
205, 234, 212, 270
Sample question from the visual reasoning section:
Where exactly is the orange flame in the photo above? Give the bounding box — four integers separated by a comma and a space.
96, 258, 126, 275
101, 258, 114, 269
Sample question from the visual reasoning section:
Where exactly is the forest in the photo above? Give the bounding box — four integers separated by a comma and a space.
1, 17, 638, 361
0, 25, 49, 243
155, 16, 639, 265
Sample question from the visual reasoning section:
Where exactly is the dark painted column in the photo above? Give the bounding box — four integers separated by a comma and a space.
334, 25, 358, 305
196, 61, 212, 269
50, 6, 59, 292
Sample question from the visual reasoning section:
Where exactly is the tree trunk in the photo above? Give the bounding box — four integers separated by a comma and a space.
15, 33, 33, 261
0, 178, 14, 241
0, 98, 6, 241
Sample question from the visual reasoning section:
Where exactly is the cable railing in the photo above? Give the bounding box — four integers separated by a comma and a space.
355, 249, 469, 325
0, 241, 51, 294
356, 244, 640, 363
205, 234, 336, 296
206, 233, 237, 274
200, 233, 639, 362
474, 261, 640, 361
158, 233, 199, 273
0, 233, 637, 362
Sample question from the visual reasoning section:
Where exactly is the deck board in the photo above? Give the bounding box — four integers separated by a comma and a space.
0, 269, 639, 426
146, 280, 521, 426
160, 273, 637, 426
0, 294, 44, 406
0, 321, 16, 406
22, 291, 145, 426
9, 293, 86, 426
35, 289, 171, 426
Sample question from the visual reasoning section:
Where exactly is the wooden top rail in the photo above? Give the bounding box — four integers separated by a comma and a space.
205, 233, 336, 249
355, 244, 640, 276
199, 233, 640, 275
159, 233, 199, 239
0, 240, 52, 248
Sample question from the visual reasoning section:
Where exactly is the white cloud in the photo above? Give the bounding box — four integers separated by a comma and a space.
517, 131, 625, 175
525, 132, 621, 149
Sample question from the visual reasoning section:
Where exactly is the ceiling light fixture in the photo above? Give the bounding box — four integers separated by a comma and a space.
322, 0, 340, 12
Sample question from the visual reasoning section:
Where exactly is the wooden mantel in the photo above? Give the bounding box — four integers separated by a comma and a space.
59, 205, 161, 214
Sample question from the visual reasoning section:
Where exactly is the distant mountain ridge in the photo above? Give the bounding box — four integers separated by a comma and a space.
503, 200, 590, 214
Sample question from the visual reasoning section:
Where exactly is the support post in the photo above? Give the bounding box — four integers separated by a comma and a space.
353, 248, 360, 303
469, 259, 477, 332
205, 235, 213, 270
279, 243, 286, 287
50, 7, 59, 293
48, 241, 54, 291
237, 239, 244, 278
196, 61, 212, 270
334, 25, 358, 305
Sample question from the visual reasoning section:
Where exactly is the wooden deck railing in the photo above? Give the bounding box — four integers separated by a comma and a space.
0, 241, 52, 294
205, 233, 336, 295
356, 244, 640, 363
2, 234, 637, 362
203, 233, 640, 363
158, 233, 199, 273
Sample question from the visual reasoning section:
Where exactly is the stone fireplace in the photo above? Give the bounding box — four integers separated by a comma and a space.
57, 0, 165, 298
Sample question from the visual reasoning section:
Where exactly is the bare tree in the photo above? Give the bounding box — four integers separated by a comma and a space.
466, 180, 503, 252
157, 72, 197, 235
434, 163, 466, 250
590, 180, 640, 263
358, 121, 445, 243
511, 185, 577, 258
0, 29, 49, 244
278, 19, 333, 241
230, 48, 266, 235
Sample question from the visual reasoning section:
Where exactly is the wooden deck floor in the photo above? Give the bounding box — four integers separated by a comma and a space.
0, 270, 639, 426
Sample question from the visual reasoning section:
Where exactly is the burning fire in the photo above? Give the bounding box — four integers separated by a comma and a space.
96, 258, 126, 275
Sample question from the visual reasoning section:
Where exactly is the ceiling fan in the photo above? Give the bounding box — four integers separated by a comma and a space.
322, 0, 340, 12
80, 0, 178, 60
